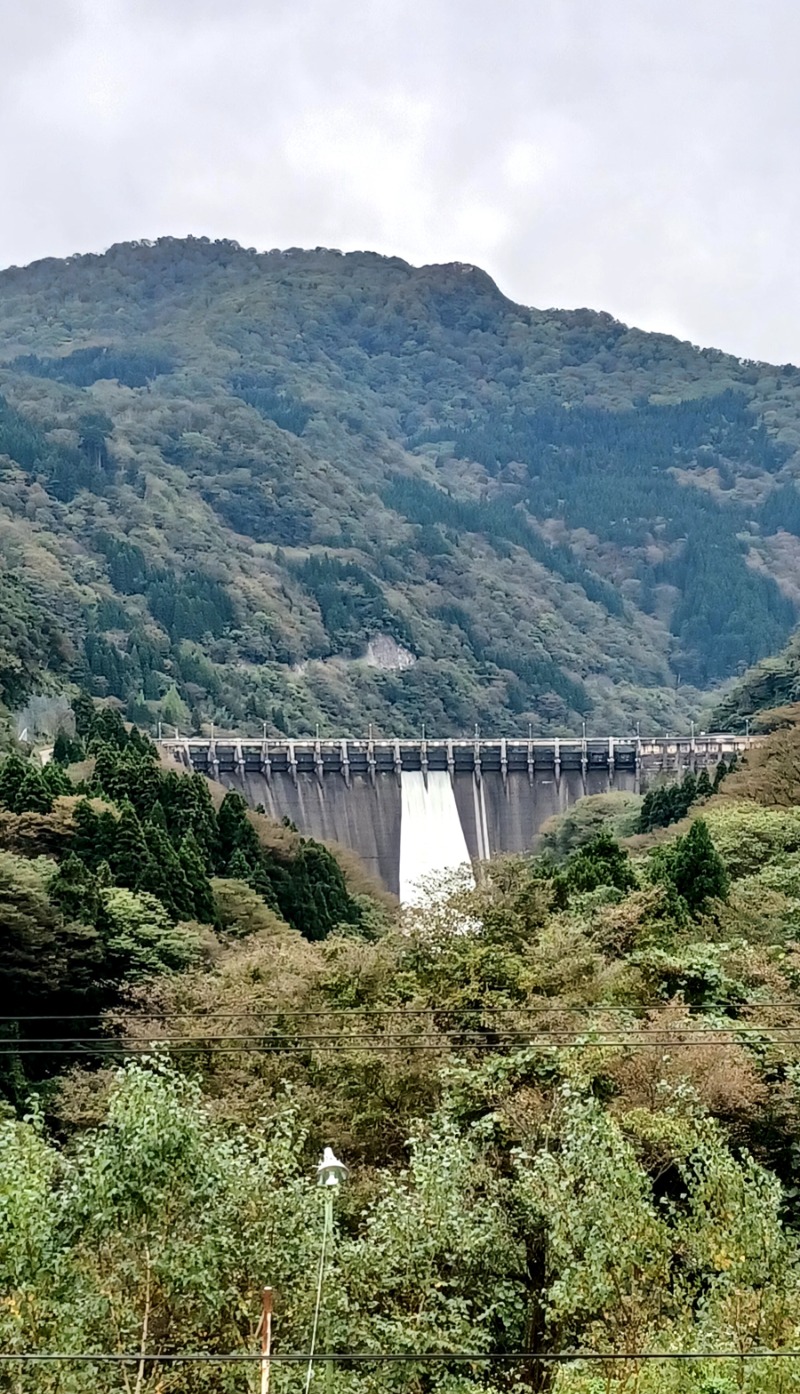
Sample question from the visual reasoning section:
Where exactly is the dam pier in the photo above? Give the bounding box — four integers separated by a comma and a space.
161, 735, 755, 900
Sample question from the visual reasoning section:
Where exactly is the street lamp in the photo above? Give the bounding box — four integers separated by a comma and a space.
317, 1147, 348, 1188
304, 1149, 347, 1394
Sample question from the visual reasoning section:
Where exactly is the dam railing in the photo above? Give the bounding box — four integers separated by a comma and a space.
159, 734, 757, 784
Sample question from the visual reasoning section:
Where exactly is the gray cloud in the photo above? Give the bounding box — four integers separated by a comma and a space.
1, 0, 799, 361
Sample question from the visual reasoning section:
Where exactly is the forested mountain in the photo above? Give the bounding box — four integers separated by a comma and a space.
3, 235, 800, 738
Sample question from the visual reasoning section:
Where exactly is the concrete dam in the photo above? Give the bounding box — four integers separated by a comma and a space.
161, 735, 754, 901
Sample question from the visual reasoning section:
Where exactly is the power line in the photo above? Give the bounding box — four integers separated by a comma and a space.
1, 1349, 799, 1365
10, 1023, 800, 1045
6, 999, 800, 1022
5, 1036, 800, 1057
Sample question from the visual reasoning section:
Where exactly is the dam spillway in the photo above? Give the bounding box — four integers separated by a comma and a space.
161, 735, 755, 897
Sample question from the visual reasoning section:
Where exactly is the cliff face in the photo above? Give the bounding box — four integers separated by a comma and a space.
1, 235, 799, 738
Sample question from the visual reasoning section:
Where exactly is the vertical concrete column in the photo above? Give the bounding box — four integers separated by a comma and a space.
367, 737, 376, 787
260, 740, 272, 782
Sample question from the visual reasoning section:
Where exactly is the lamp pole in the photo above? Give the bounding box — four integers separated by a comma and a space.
304, 1149, 347, 1394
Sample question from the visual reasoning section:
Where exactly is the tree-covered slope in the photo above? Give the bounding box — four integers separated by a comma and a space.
11, 721, 800, 1387
2, 236, 800, 736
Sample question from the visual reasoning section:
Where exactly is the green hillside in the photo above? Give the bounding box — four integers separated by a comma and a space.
9, 715, 800, 1387
2, 236, 800, 738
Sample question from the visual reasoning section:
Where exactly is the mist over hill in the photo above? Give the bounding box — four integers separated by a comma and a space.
1, 235, 799, 738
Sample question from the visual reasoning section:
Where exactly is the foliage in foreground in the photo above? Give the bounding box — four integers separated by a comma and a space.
7, 724, 800, 1388
3, 1057, 800, 1394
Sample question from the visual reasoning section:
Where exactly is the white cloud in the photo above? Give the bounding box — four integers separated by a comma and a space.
2, 0, 800, 362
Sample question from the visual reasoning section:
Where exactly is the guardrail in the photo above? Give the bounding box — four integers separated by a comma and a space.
158, 734, 757, 785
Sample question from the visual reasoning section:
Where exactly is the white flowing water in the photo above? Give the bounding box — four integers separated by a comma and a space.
399, 769, 474, 906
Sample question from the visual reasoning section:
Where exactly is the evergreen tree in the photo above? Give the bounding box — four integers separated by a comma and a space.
183, 776, 220, 869
72, 800, 122, 872
49, 854, 101, 925
565, 831, 637, 895
217, 791, 261, 870
664, 819, 730, 916
110, 802, 153, 892
95, 858, 112, 888
0, 755, 27, 811
713, 759, 728, 791
15, 766, 53, 814
43, 761, 71, 799
87, 706, 128, 752
696, 767, 713, 799
680, 771, 697, 811
72, 691, 96, 741
147, 800, 170, 836
141, 822, 194, 920
53, 729, 83, 765
127, 726, 155, 759
179, 831, 217, 924
227, 846, 255, 881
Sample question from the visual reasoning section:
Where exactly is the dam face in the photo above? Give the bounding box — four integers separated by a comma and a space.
162, 736, 754, 899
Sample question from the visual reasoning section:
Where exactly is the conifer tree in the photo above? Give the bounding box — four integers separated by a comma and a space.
0, 755, 27, 811
681, 771, 698, 810
696, 767, 713, 798
184, 776, 219, 869
148, 800, 169, 835
88, 706, 129, 751
217, 790, 261, 870
53, 729, 82, 765
227, 846, 255, 882
49, 854, 101, 925
666, 818, 729, 916
15, 766, 53, 814
141, 822, 194, 920
72, 691, 96, 741
110, 802, 153, 892
43, 761, 71, 799
179, 831, 217, 923
72, 801, 118, 871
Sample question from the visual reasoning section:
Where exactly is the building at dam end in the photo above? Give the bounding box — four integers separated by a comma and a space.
160, 735, 755, 900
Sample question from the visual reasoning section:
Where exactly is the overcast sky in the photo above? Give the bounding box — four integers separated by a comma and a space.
2, 0, 799, 363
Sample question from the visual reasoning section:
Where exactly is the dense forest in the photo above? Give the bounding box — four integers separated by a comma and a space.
2, 237, 800, 739
6, 705, 800, 1388
0, 697, 374, 1097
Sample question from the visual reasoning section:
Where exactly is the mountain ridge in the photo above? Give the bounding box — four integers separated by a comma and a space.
1, 235, 799, 741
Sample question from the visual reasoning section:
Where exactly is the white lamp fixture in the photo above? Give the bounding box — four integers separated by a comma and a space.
316, 1147, 347, 1188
